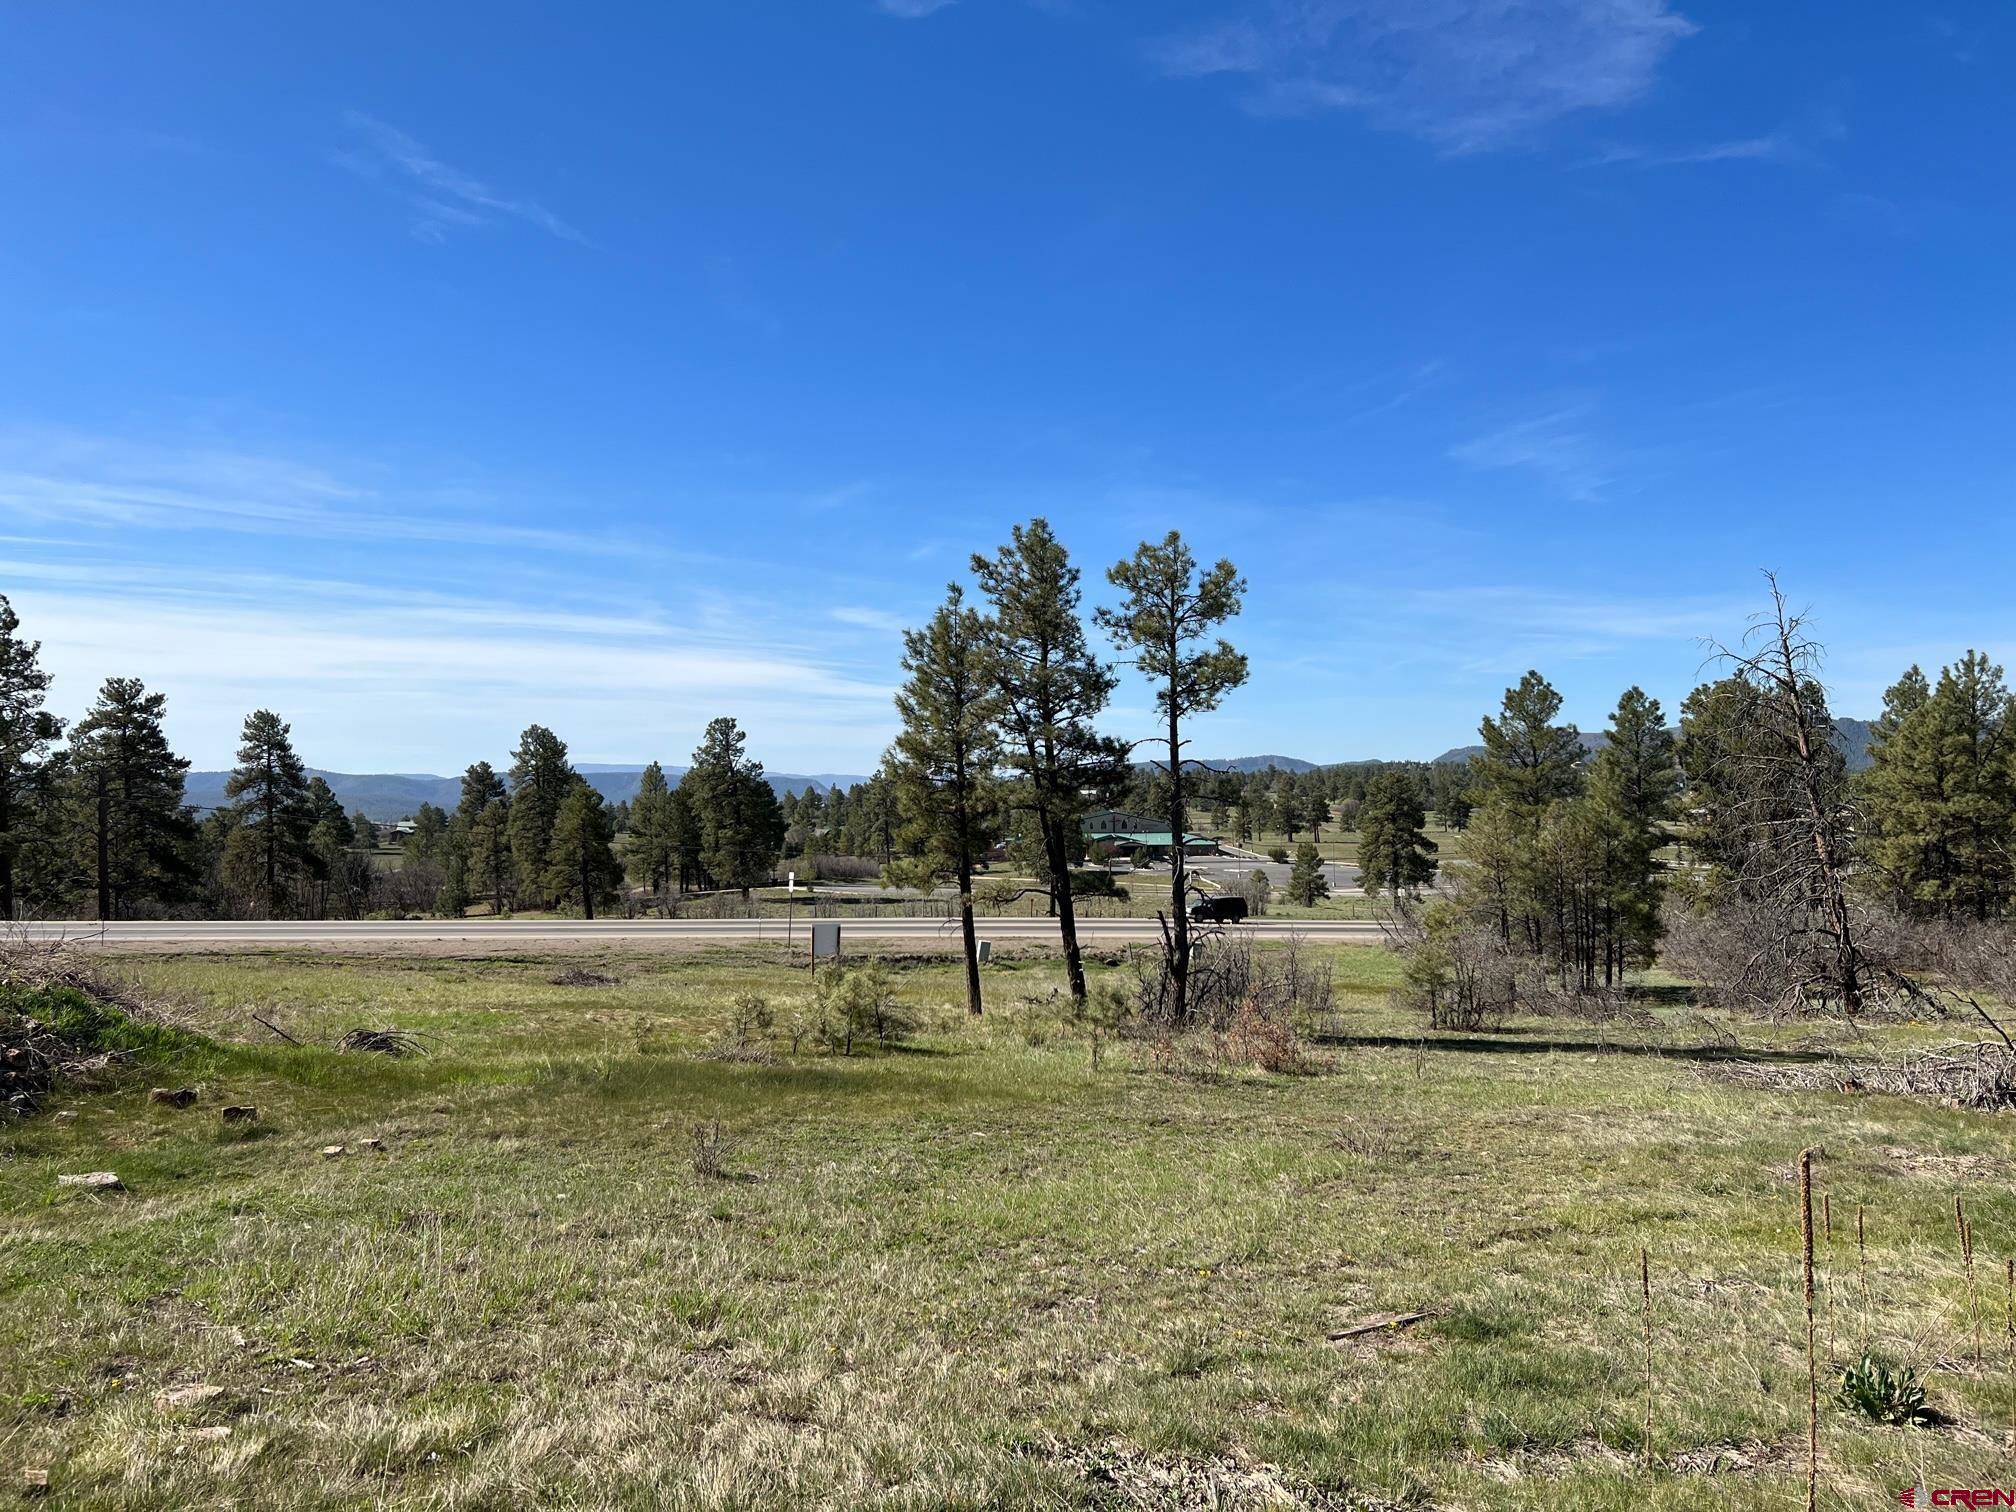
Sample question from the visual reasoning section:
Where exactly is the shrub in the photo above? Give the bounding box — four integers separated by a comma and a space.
814, 963, 912, 1054
689, 1118, 741, 1179
1837, 1354, 1933, 1426
1392, 903, 1532, 1031
1266, 846, 1289, 864
1239, 869, 1271, 917
1069, 869, 1128, 900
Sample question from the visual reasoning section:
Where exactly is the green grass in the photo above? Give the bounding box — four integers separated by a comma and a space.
1213, 823, 1466, 868
5, 943, 2015, 1508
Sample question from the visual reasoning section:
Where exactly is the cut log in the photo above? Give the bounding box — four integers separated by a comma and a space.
1326, 1310, 1433, 1343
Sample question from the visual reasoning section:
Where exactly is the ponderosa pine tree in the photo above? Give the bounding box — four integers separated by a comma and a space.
67, 676, 195, 920
1286, 841, 1330, 906
686, 717, 785, 898
507, 725, 575, 906
1357, 769, 1438, 902
1304, 789, 1331, 843
1864, 650, 2016, 919
1585, 686, 1681, 980
544, 779, 623, 918
626, 761, 679, 901
1471, 671, 1585, 825
970, 518, 1129, 1002
450, 761, 509, 914
0, 595, 62, 920
1097, 531, 1247, 1025
1467, 671, 1584, 952
222, 708, 313, 915
890, 586, 1003, 1016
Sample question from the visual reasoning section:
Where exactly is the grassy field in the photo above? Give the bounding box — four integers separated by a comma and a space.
1210, 824, 1466, 868
6, 941, 2016, 1508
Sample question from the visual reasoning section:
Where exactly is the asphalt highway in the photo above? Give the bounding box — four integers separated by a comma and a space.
17, 918, 1388, 947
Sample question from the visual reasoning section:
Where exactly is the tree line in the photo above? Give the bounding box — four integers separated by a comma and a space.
0, 593, 793, 922
1401, 578, 2016, 1024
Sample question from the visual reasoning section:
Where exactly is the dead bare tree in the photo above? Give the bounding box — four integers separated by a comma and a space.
1697, 574, 1866, 1014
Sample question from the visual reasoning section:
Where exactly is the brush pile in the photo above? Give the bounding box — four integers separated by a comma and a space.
1711, 1040, 2016, 1113
335, 1027, 430, 1057
1, 938, 188, 1118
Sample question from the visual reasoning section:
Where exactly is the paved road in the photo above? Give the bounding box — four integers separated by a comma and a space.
18, 918, 1389, 947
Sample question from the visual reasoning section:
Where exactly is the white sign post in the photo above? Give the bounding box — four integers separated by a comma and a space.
787, 871, 797, 948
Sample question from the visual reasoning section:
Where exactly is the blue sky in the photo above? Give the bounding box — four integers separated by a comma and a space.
3, 2, 2011, 775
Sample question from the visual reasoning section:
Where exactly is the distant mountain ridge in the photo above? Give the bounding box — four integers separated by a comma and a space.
185, 726, 1878, 823
183, 765, 869, 822
1431, 717, 1875, 772
1136, 754, 1319, 775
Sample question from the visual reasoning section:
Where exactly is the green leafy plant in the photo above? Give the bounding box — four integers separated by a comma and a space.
1837, 1353, 1933, 1426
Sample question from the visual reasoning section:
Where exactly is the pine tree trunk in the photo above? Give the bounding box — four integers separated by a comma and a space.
1040, 811, 1088, 1002
95, 781, 113, 921
1166, 701, 1190, 1025
957, 854, 983, 1017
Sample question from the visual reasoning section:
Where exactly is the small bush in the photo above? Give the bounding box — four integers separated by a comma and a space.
1239, 869, 1271, 917
814, 963, 912, 1054
1392, 904, 1532, 1031
1069, 869, 1128, 900
1837, 1354, 1933, 1426
1266, 846, 1289, 864
701, 993, 779, 1063
689, 1118, 741, 1179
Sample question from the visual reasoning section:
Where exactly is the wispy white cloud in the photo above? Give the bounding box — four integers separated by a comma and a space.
1449, 404, 1620, 502
0, 427, 650, 556
8, 559, 898, 770
1152, 0, 1695, 153
830, 605, 911, 634
1592, 132, 1811, 168
876, 0, 957, 15
335, 112, 587, 245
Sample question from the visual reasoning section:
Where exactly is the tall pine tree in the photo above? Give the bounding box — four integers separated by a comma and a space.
1864, 651, 2016, 919
68, 677, 195, 920
626, 761, 679, 900
686, 717, 785, 898
0, 595, 63, 920
507, 725, 576, 907
890, 586, 1003, 1017
971, 519, 1128, 1002
1585, 687, 1681, 981
1356, 770, 1438, 902
1097, 531, 1248, 1024
222, 709, 313, 915
544, 779, 624, 918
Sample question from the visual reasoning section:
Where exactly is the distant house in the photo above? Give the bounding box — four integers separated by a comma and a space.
1079, 810, 1160, 837
1079, 810, 1215, 862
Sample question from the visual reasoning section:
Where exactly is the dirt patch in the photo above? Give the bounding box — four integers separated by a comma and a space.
550, 967, 619, 987
1024, 1435, 1398, 1510
1879, 1145, 2011, 1181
